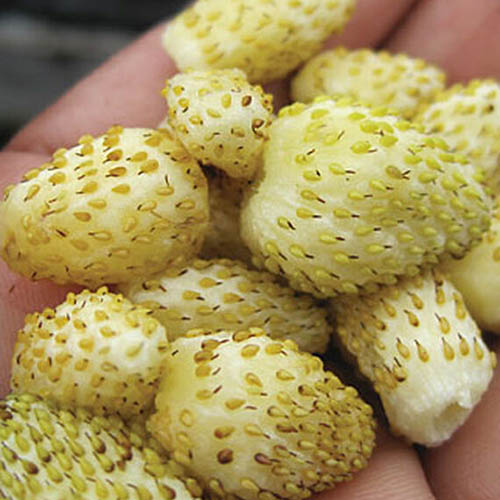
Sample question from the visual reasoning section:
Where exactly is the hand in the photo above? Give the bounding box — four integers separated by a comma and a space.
1, 1, 500, 498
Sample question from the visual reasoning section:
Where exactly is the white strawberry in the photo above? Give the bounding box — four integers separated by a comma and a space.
416, 79, 500, 188
442, 196, 500, 333
162, 0, 356, 84
291, 47, 445, 118
148, 329, 376, 500
0, 127, 209, 288
10, 287, 168, 419
332, 269, 495, 446
0, 393, 202, 500
119, 258, 331, 353
241, 96, 493, 298
201, 168, 253, 264
164, 69, 273, 179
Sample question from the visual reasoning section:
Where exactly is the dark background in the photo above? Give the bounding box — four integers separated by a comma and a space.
0, 0, 190, 147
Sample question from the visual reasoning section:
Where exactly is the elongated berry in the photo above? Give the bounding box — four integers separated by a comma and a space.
119, 259, 331, 353
10, 288, 168, 418
149, 328, 376, 500
0, 127, 209, 287
241, 96, 493, 298
332, 270, 495, 446
162, 0, 356, 83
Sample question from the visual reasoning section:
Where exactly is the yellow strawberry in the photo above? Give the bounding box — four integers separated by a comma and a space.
416, 79, 500, 188
332, 270, 495, 446
241, 96, 492, 298
11, 288, 168, 419
0, 393, 203, 500
164, 69, 273, 179
149, 328, 376, 500
0, 127, 209, 287
119, 258, 331, 353
292, 47, 445, 118
162, 0, 356, 83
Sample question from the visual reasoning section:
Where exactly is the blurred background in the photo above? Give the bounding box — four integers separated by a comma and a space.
0, 0, 190, 147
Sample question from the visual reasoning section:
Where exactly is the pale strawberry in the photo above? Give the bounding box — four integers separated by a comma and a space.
332, 269, 495, 446
10, 287, 168, 419
0, 127, 209, 288
149, 328, 376, 500
119, 258, 331, 353
241, 96, 493, 298
162, 0, 356, 84
291, 47, 445, 118
164, 69, 273, 179
0, 393, 202, 500
416, 79, 500, 188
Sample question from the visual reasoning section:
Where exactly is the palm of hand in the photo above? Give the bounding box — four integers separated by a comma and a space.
1, 1, 500, 499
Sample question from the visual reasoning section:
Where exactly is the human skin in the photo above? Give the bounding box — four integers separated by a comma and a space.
2, 1, 500, 498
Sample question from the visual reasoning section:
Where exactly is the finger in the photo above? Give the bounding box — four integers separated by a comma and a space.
0, 151, 80, 397
7, 24, 175, 155
325, 0, 418, 50
319, 428, 435, 500
386, 0, 500, 82
424, 342, 500, 500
